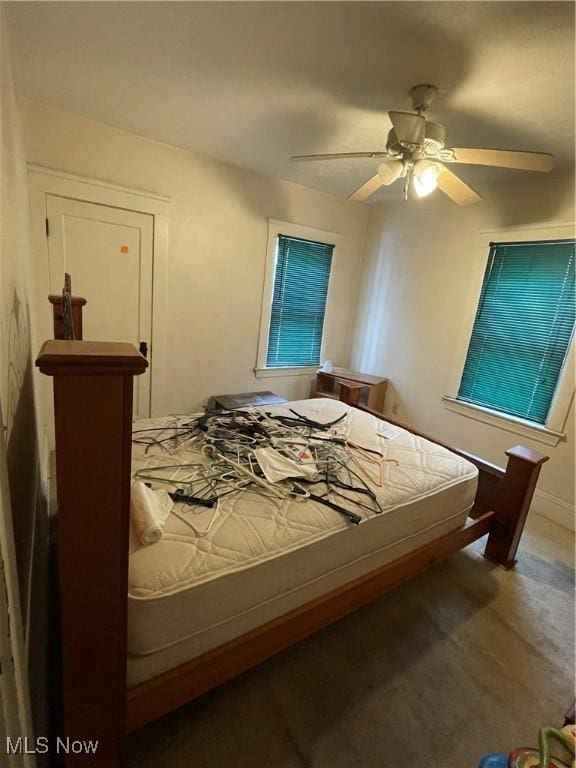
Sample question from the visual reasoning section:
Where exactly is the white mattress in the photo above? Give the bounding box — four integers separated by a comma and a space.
127, 399, 478, 686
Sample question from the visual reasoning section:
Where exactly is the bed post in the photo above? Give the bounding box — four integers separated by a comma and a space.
36, 340, 147, 767
483, 445, 549, 569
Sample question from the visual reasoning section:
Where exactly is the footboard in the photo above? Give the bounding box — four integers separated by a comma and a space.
356, 404, 548, 568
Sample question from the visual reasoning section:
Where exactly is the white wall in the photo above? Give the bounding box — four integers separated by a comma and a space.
0, 5, 37, 756
352, 171, 575, 527
20, 98, 368, 417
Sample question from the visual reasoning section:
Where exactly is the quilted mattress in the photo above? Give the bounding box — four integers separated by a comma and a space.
127, 399, 478, 686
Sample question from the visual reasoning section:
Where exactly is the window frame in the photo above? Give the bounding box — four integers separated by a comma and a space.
443, 223, 575, 447
255, 219, 340, 378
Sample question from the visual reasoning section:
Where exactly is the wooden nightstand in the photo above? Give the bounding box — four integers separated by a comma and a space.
314, 368, 388, 412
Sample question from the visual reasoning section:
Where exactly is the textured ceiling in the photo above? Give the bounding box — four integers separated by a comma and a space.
7, 1, 575, 203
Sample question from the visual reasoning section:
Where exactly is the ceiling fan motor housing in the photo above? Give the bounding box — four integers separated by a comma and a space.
386, 120, 446, 156
422, 121, 446, 154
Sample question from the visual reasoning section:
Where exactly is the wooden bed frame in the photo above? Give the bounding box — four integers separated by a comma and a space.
36, 300, 549, 767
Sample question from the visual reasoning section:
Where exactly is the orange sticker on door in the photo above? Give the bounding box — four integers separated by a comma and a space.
120, 245, 129, 253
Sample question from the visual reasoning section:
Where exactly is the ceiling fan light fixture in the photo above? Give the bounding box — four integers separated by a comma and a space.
291, 85, 555, 205
413, 160, 440, 198
377, 160, 403, 186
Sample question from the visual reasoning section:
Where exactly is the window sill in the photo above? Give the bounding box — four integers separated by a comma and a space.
255, 366, 318, 379
441, 396, 565, 447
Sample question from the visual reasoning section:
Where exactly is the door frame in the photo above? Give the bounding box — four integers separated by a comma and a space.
28, 165, 171, 429
45, 195, 155, 418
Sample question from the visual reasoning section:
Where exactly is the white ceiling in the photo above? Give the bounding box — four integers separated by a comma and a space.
7, 1, 575, 203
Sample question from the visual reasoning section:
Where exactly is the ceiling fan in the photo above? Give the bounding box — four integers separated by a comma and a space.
291, 84, 554, 205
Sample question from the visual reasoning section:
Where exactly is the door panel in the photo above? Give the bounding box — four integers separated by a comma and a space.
46, 195, 153, 417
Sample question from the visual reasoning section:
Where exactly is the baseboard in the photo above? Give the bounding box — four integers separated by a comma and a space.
532, 489, 575, 532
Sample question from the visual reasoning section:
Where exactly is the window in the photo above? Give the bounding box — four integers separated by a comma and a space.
457, 239, 575, 425
257, 220, 337, 374
266, 234, 334, 367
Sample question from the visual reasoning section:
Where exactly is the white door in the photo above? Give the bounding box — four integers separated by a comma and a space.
46, 195, 153, 417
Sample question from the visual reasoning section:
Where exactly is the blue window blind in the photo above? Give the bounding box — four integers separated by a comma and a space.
266, 234, 334, 368
458, 239, 575, 424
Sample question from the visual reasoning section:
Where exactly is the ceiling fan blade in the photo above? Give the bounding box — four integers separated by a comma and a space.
348, 174, 384, 202
388, 111, 426, 145
437, 167, 481, 206
291, 151, 388, 161
449, 148, 554, 172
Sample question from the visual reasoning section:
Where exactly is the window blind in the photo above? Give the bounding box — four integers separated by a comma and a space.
458, 239, 575, 424
266, 234, 334, 368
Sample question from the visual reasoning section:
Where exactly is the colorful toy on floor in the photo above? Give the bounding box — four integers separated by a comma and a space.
479, 754, 509, 768
479, 725, 576, 768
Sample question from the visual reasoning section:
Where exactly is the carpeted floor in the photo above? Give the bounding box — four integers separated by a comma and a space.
126, 513, 575, 768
